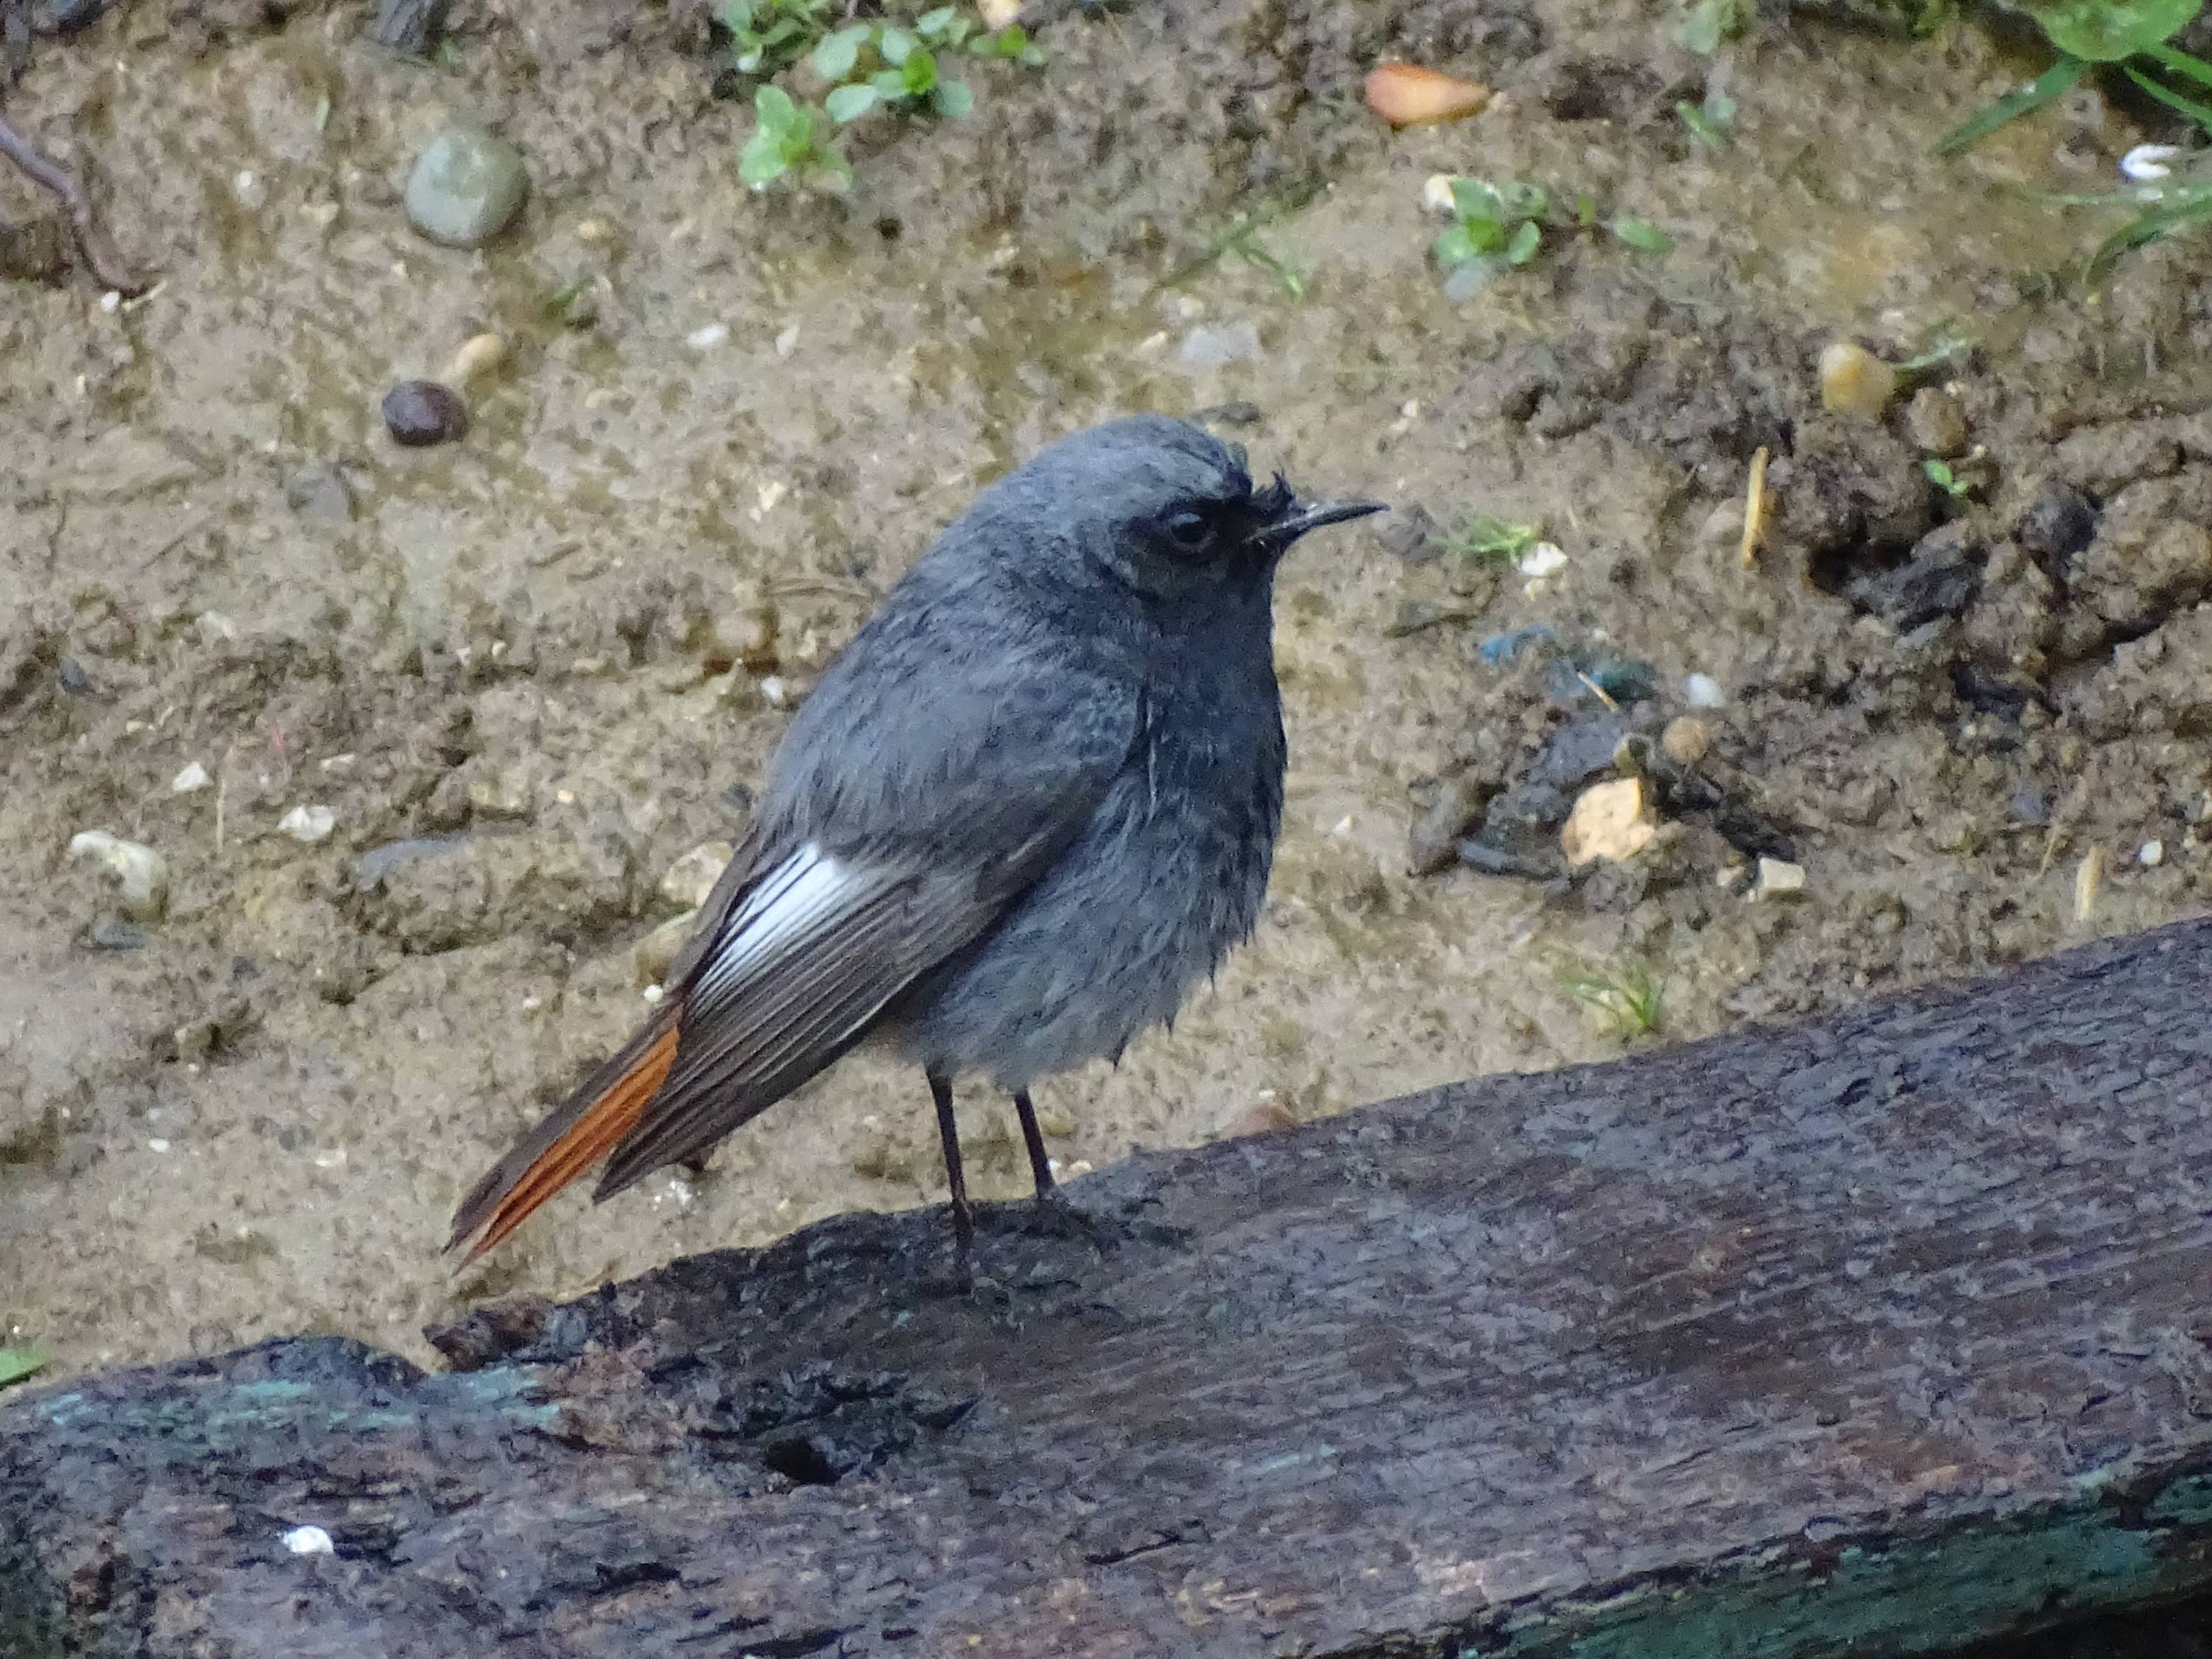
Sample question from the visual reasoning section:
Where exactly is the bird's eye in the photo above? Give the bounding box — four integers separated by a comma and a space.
1164, 510, 1210, 550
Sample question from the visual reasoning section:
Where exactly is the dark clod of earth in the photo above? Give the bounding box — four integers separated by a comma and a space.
380, 378, 468, 446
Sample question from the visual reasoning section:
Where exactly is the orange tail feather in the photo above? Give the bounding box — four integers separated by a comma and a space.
448, 1015, 681, 1266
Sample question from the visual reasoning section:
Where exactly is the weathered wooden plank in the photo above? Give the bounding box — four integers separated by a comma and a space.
6, 918, 2212, 1657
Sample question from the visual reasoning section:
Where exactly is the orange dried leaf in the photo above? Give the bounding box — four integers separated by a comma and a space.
1364, 62, 1492, 127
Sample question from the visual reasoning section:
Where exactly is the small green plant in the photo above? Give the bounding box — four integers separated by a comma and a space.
740, 84, 854, 193
724, 4, 1040, 192
1676, 85, 1738, 147
1433, 178, 1672, 298
0, 1343, 47, 1391
1559, 961, 1664, 1038
813, 8, 984, 122
1163, 185, 1321, 298
720, 0, 838, 78
1677, 0, 1753, 54
1433, 512, 1542, 563
1924, 458, 1972, 498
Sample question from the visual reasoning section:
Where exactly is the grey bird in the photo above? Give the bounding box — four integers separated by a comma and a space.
446, 414, 1382, 1265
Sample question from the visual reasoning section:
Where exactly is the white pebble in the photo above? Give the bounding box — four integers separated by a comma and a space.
68, 830, 170, 922
1421, 173, 1458, 215
147, 1138, 171, 1153
100, 290, 121, 313
759, 675, 788, 708
641, 984, 665, 1005
1684, 672, 1725, 709
2121, 144, 2183, 182
686, 323, 729, 350
278, 804, 335, 843
170, 762, 212, 793
282, 1525, 335, 1557
1754, 856, 1807, 900
1516, 542, 1568, 578
774, 324, 800, 358
2139, 839, 2166, 868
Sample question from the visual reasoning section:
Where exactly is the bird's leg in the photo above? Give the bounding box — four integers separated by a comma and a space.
928, 1070, 975, 1274
1012, 1089, 1054, 1200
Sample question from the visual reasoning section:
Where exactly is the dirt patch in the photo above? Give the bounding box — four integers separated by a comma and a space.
2, 0, 2209, 1377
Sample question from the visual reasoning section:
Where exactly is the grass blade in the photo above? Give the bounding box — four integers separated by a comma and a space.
2124, 64, 2212, 133
1935, 55, 2087, 157
2145, 41, 2212, 90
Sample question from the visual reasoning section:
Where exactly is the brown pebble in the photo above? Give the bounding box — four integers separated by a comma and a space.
1661, 716, 1711, 768
382, 379, 469, 447
1905, 386, 1968, 458
1221, 1099, 1297, 1140
1364, 62, 1492, 127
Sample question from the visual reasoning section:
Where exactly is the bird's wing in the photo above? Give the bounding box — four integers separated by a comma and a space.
446, 650, 1140, 1262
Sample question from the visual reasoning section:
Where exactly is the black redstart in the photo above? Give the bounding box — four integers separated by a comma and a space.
448, 414, 1382, 1265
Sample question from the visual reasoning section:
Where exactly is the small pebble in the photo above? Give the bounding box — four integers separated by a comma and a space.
1683, 672, 1725, 709
660, 841, 734, 910
2140, 839, 2166, 868
381, 380, 468, 447
403, 125, 529, 248
1818, 341, 1897, 420
282, 1525, 335, 1557
279, 804, 335, 843
1516, 542, 1568, 578
147, 1138, 172, 1153
467, 771, 532, 821
441, 332, 505, 389
1753, 856, 1806, 900
1364, 61, 1492, 126
1904, 386, 1968, 458
68, 830, 168, 922
1660, 716, 1711, 768
686, 322, 729, 350
171, 761, 212, 793
1421, 173, 1458, 214
1560, 777, 1655, 867
633, 909, 697, 987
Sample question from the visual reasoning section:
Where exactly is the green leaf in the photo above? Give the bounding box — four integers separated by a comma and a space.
2124, 63, 2212, 134
717, 0, 754, 33
1503, 218, 1543, 264
1448, 178, 1501, 222
871, 68, 910, 99
932, 77, 975, 116
904, 46, 939, 92
1610, 216, 1674, 253
826, 81, 880, 120
1433, 222, 1478, 268
878, 25, 915, 64
754, 83, 801, 133
1933, 54, 2086, 156
2020, 0, 2197, 61
0, 1346, 44, 1389
740, 131, 791, 185
1498, 181, 1549, 220
806, 146, 855, 196
810, 24, 869, 80
2146, 42, 2212, 89
917, 4, 959, 34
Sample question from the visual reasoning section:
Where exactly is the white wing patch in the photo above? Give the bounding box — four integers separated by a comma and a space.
692, 843, 866, 1003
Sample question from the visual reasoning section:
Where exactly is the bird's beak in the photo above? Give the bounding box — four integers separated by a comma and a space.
1248, 496, 1388, 556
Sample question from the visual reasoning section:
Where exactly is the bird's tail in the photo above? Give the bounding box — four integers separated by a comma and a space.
445, 1008, 682, 1266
